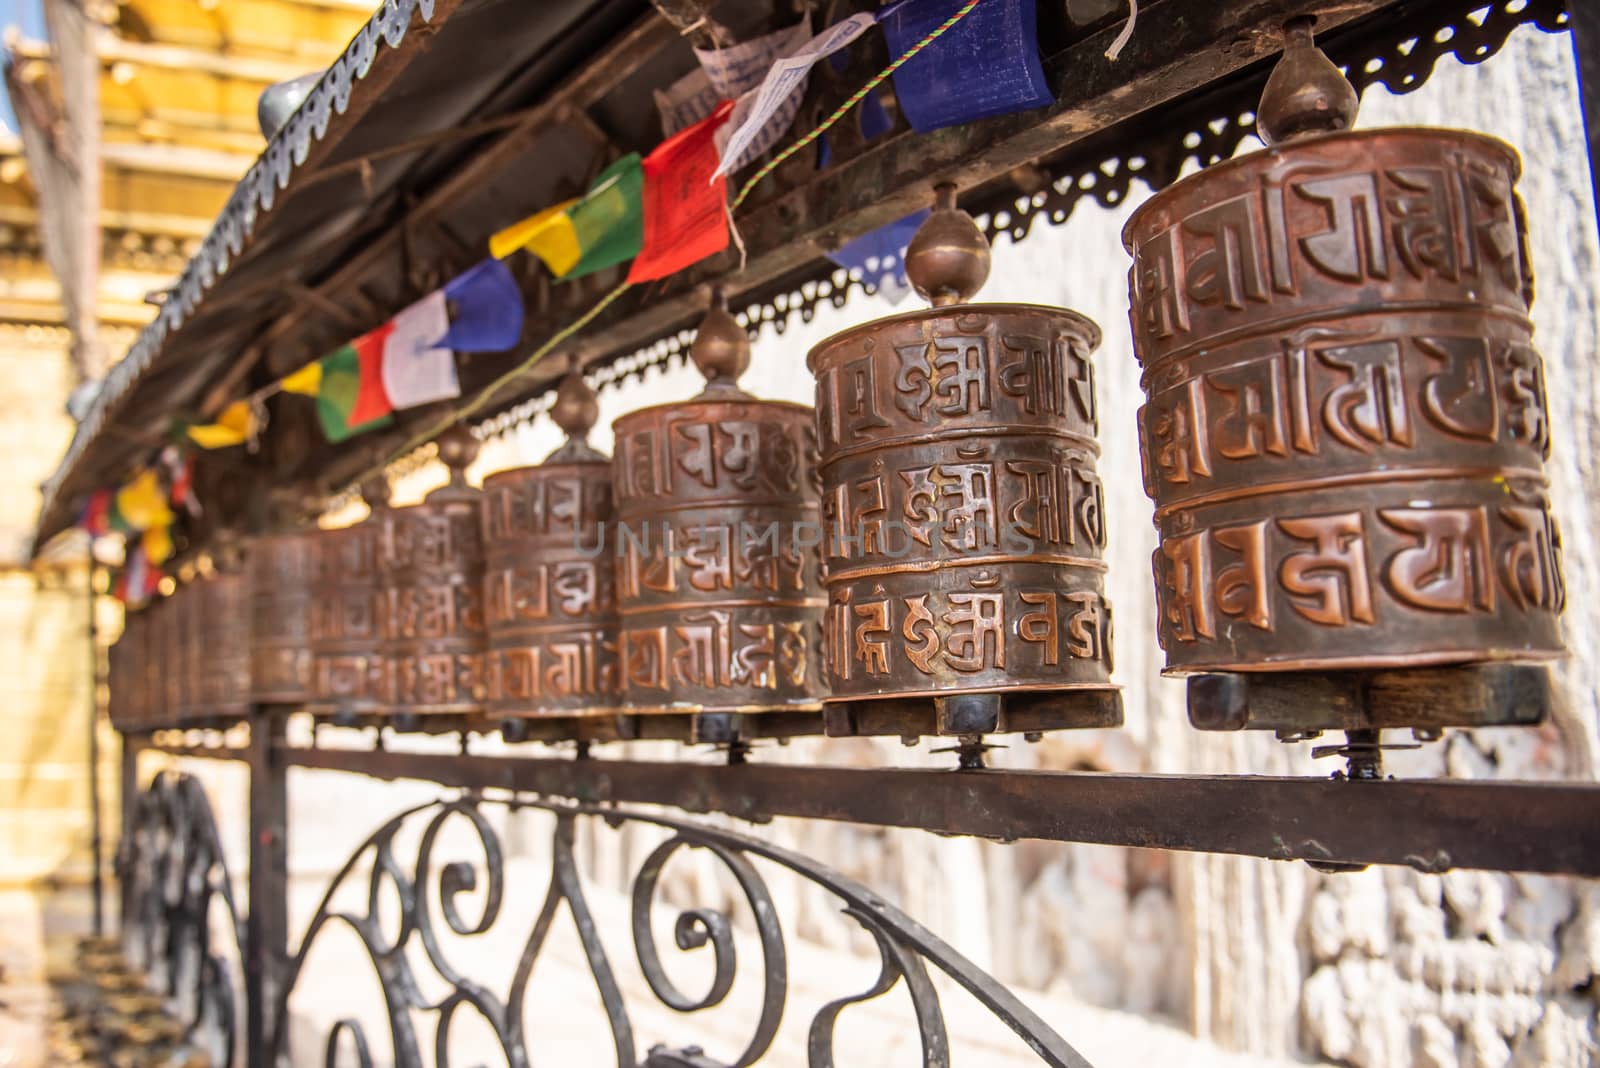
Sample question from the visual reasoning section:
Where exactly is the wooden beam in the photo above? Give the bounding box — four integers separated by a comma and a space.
318, 0, 1404, 490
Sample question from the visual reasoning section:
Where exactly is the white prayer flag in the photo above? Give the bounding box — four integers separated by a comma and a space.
381, 290, 460, 410
713, 13, 875, 179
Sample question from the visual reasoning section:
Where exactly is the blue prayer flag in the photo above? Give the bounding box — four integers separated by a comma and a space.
827, 209, 930, 304
441, 259, 525, 352
881, 0, 1053, 134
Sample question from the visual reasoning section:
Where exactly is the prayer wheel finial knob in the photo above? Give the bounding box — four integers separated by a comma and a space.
550, 372, 599, 441
1258, 17, 1358, 146
905, 183, 991, 308
436, 424, 479, 485
358, 474, 391, 511
691, 288, 750, 386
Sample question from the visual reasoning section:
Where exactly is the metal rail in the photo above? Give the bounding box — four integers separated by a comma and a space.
131, 735, 1600, 878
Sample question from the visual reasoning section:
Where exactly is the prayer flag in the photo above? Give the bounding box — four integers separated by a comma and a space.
381, 291, 460, 410
714, 13, 874, 178
629, 101, 735, 284
827, 209, 929, 305
441, 259, 524, 352
186, 399, 257, 449
567, 154, 645, 279
80, 488, 113, 536
489, 198, 580, 272
683, 19, 813, 173
280, 362, 323, 396
348, 324, 395, 426
141, 522, 174, 567
115, 469, 173, 531
161, 446, 199, 516
316, 338, 394, 443
882, 0, 1053, 134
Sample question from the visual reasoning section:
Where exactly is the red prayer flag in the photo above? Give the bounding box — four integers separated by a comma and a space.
81, 488, 113, 535
349, 322, 396, 426
627, 100, 736, 284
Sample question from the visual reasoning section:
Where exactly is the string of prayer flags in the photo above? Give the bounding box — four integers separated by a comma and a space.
628, 101, 736, 284
381, 291, 460, 410
881, 0, 1053, 134
489, 199, 580, 272
315, 328, 395, 443
567, 154, 645, 279
114, 468, 174, 531
656, 19, 811, 174
714, 13, 875, 179
185, 398, 259, 449
440, 259, 524, 352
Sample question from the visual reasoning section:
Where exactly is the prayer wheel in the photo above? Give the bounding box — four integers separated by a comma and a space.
164, 582, 191, 728
481, 374, 619, 726
108, 609, 136, 732
141, 596, 165, 729
1122, 22, 1562, 736
381, 428, 488, 723
192, 551, 251, 723
309, 480, 392, 721
809, 186, 1121, 739
249, 526, 319, 705
611, 294, 826, 726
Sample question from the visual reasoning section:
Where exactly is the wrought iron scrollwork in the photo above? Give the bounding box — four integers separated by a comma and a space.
119, 770, 247, 1067
270, 795, 1095, 1067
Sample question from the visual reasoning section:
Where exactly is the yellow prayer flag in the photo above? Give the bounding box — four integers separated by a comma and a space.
279, 361, 323, 397
489, 198, 581, 274
114, 469, 173, 531
141, 523, 174, 566
186, 399, 256, 449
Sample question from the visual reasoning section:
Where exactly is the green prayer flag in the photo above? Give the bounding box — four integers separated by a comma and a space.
316, 346, 393, 443
567, 153, 644, 279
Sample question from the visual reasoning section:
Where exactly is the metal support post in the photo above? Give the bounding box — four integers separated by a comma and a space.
245, 707, 289, 1068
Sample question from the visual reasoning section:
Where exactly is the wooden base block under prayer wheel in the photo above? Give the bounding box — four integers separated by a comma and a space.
609, 292, 827, 747
808, 184, 1123, 748
1120, 21, 1564, 758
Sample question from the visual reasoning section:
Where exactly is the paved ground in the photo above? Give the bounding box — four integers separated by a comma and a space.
0, 876, 1324, 1067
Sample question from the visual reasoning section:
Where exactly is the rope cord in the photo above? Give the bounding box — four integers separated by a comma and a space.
730, 0, 982, 211
334, 0, 986, 490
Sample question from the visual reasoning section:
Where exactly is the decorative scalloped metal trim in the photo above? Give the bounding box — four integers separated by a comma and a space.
551, 0, 1569, 411
35, 0, 439, 529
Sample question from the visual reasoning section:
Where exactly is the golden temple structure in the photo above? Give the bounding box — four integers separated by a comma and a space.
0, 0, 373, 888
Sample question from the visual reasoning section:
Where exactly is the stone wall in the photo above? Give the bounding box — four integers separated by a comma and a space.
0, 322, 117, 889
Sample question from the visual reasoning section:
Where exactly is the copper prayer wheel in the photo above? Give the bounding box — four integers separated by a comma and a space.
309, 481, 391, 721
380, 429, 488, 722
1122, 21, 1564, 679
249, 526, 318, 705
192, 553, 251, 723
164, 582, 191, 727
611, 294, 826, 720
809, 186, 1120, 737
141, 596, 165, 728
108, 609, 135, 732
481, 375, 619, 723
